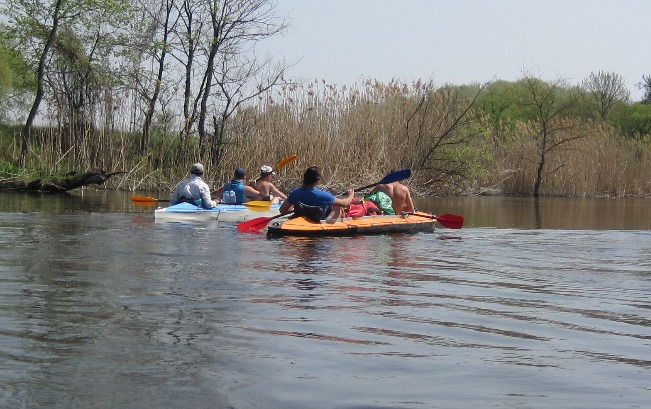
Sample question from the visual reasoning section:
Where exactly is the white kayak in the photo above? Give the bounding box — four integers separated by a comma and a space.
154, 202, 281, 222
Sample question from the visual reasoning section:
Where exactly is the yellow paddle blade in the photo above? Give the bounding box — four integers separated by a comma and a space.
131, 196, 159, 206
244, 200, 273, 211
273, 155, 298, 172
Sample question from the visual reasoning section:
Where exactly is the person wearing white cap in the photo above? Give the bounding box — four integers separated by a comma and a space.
170, 163, 217, 208
250, 165, 287, 203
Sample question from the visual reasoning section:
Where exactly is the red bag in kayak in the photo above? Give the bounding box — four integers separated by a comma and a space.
346, 198, 383, 218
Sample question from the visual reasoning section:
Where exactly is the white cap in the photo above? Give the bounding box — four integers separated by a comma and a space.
260, 165, 275, 176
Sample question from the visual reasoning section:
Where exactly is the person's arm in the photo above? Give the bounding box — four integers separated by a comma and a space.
244, 185, 260, 199
199, 184, 216, 208
211, 186, 224, 200
333, 189, 354, 207
279, 199, 293, 214
269, 184, 287, 200
170, 180, 187, 205
170, 187, 180, 205
404, 189, 415, 213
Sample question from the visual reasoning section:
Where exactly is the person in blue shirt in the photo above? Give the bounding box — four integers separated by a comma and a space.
170, 163, 217, 209
279, 166, 354, 219
219, 167, 260, 204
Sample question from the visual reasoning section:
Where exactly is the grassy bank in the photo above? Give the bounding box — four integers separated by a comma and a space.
2, 79, 651, 198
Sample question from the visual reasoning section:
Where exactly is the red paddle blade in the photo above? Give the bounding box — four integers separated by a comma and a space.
237, 216, 274, 232
435, 213, 464, 229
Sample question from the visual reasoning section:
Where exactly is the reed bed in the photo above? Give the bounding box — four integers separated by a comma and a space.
3, 79, 651, 198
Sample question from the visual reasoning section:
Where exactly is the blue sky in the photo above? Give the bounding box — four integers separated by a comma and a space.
260, 0, 651, 100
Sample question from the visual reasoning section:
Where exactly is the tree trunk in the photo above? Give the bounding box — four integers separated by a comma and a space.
142, 0, 174, 154
0, 171, 125, 192
20, 0, 64, 166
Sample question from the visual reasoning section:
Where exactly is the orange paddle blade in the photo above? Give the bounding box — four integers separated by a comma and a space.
273, 155, 298, 172
131, 196, 161, 206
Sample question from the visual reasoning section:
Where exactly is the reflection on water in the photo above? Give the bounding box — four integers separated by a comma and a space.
417, 195, 651, 230
2, 190, 651, 229
0, 192, 650, 408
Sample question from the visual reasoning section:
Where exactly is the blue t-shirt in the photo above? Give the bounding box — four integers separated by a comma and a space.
287, 187, 336, 219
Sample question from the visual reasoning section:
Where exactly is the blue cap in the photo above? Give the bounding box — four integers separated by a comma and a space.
234, 167, 246, 179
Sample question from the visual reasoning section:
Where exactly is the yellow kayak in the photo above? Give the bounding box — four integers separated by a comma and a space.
266, 211, 438, 237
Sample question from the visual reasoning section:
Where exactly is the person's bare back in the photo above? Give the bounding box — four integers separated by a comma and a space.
251, 175, 286, 203
373, 181, 414, 214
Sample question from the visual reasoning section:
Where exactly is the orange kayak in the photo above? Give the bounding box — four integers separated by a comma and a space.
266, 211, 437, 237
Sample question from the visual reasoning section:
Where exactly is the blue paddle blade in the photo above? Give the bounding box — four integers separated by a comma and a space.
378, 168, 411, 185
352, 169, 412, 192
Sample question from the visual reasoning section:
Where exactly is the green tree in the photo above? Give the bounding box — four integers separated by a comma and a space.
614, 103, 651, 137
0, 47, 13, 119
0, 28, 33, 123
2, 0, 132, 165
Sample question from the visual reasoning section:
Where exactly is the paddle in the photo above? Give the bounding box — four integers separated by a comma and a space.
273, 155, 298, 172
237, 168, 413, 233
131, 196, 170, 206
423, 213, 464, 229
130, 195, 272, 211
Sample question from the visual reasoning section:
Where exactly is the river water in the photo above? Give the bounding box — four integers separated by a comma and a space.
1, 191, 649, 408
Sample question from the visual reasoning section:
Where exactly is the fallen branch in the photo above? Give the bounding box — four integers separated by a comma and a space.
0, 170, 126, 192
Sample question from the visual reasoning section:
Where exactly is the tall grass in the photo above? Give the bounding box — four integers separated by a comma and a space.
3, 79, 651, 197
486, 119, 651, 197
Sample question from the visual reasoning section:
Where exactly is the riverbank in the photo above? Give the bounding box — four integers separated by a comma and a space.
3, 79, 651, 198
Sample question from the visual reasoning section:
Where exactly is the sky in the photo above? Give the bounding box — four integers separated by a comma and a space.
260, 0, 651, 100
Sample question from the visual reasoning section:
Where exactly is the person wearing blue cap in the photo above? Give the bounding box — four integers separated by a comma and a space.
170, 163, 217, 208
219, 167, 260, 204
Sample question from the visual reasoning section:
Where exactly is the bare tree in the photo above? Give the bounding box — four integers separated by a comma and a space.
582, 71, 630, 120
139, 0, 178, 154
521, 71, 585, 197
639, 74, 651, 104
405, 82, 488, 190
174, 0, 205, 162
196, 0, 287, 162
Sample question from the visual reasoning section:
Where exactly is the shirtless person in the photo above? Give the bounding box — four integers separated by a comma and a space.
251, 165, 287, 203
370, 181, 414, 214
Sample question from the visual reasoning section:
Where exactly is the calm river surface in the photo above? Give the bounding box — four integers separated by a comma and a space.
1, 191, 650, 408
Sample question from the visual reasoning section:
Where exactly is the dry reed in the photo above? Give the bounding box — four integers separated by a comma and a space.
4, 79, 651, 198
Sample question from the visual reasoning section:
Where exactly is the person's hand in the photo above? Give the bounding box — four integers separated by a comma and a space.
345, 189, 354, 198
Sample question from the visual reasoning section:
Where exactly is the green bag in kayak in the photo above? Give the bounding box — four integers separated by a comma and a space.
363, 191, 395, 215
